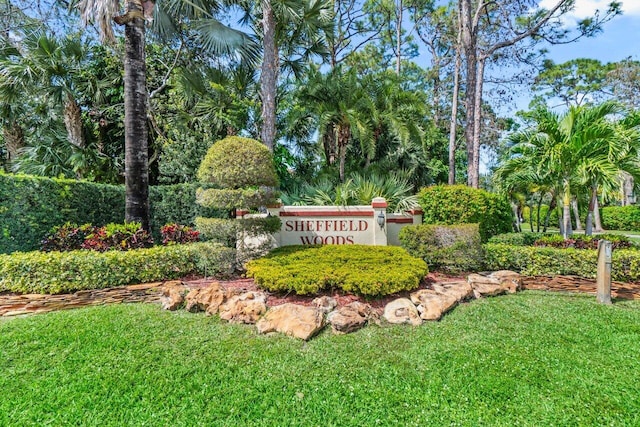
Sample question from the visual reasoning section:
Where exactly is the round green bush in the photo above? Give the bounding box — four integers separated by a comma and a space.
246, 245, 428, 296
417, 185, 513, 241
196, 136, 278, 189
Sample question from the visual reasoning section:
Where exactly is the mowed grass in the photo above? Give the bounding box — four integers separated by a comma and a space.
2, 292, 640, 426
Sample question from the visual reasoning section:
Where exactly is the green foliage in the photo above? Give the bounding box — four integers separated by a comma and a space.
195, 187, 278, 210
195, 216, 281, 248
533, 233, 633, 250
196, 136, 278, 189
0, 174, 223, 253
0, 174, 125, 253
399, 224, 484, 273
601, 205, 640, 231
484, 243, 640, 282
488, 232, 547, 246
246, 245, 427, 296
417, 185, 513, 241
0, 242, 234, 294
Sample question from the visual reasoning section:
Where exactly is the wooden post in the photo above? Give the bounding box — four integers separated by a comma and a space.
596, 240, 612, 304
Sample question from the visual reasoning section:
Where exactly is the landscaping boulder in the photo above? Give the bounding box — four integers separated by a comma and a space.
185, 283, 225, 313
327, 302, 375, 334
383, 298, 421, 326
410, 289, 458, 321
159, 281, 189, 311
312, 296, 337, 314
468, 271, 521, 298
218, 291, 267, 324
256, 303, 325, 340
431, 281, 474, 302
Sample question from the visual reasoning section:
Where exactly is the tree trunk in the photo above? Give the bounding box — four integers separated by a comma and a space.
469, 56, 485, 188
536, 193, 544, 233
3, 120, 24, 163
544, 196, 556, 233
122, 0, 150, 231
395, 0, 402, 75
260, 0, 278, 151
571, 198, 582, 231
512, 203, 521, 232
63, 94, 85, 149
585, 186, 597, 236
448, 12, 462, 185
460, 0, 476, 187
562, 183, 572, 239
594, 196, 604, 232
337, 125, 350, 182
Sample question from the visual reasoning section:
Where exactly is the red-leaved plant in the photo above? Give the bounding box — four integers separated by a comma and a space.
161, 223, 200, 245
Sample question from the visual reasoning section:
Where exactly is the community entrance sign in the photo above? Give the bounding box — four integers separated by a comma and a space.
253, 197, 423, 247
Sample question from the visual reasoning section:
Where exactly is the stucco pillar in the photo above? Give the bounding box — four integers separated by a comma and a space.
371, 197, 388, 246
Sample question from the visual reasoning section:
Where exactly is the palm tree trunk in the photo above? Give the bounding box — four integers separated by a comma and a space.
572, 198, 582, 231
3, 121, 24, 163
594, 196, 604, 232
544, 196, 556, 233
585, 186, 596, 236
63, 94, 85, 149
536, 193, 544, 233
562, 183, 572, 239
338, 125, 349, 182
122, 0, 150, 230
260, 0, 278, 151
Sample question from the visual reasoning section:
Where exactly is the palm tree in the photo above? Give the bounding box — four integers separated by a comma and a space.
238, 0, 333, 151
77, 0, 257, 230
497, 102, 640, 239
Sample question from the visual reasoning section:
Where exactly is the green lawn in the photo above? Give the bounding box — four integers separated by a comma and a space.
2, 292, 640, 426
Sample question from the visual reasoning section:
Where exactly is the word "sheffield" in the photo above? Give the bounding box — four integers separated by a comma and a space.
284, 219, 369, 233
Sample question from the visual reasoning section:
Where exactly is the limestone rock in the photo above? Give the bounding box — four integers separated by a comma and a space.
490, 270, 521, 293
431, 281, 474, 302
383, 298, 421, 326
327, 302, 374, 334
256, 303, 325, 340
410, 289, 458, 321
468, 271, 521, 298
312, 296, 337, 314
218, 291, 267, 324
185, 283, 224, 313
159, 281, 189, 311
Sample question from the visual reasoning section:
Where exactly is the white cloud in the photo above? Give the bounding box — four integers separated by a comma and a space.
540, 0, 640, 22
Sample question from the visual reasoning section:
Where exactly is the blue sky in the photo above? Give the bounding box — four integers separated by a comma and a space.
541, 0, 640, 63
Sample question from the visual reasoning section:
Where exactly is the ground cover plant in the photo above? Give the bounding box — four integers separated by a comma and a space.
1, 293, 640, 426
246, 245, 427, 296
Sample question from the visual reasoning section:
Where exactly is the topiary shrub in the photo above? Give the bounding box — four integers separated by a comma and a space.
195, 136, 281, 263
0, 242, 235, 294
246, 245, 427, 296
197, 136, 279, 189
398, 223, 484, 273
417, 185, 513, 242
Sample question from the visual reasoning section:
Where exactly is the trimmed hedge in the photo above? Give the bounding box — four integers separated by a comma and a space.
0, 174, 221, 254
246, 245, 428, 296
0, 242, 235, 294
417, 185, 513, 241
484, 243, 640, 282
398, 223, 484, 273
601, 206, 640, 231
487, 232, 547, 246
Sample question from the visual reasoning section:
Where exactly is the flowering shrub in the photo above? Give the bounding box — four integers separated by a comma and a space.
41, 223, 94, 252
81, 223, 154, 252
161, 223, 200, 245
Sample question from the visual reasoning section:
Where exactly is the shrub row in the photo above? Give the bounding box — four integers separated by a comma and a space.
417, 185, 513, 241
487, 232, 548, 246
533, 233, 633, 250
601, 205, 640, 231
246, 245, 427, 296
0, 242, 235, 294
399, 223, 484, 273
0, 174, 221, 254
484, 243, 640, 282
